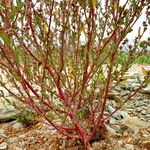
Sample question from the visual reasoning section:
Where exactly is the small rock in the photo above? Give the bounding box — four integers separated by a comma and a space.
136, 107, 142, 112
105, 124, 116, 134
18, 135, 26, 139
147, 109, 150, 114
0, 142, 7, 150
140, 117, 145, 121
0, 108, 17, 123
121, 116, 149, 134
109, 117, 117, 124
134, 101, 140, 107
142, 106, 147, 110
0, 129, 7, 138
145, 114, 150, 118
124, 144, 134, 150
114, 86, 122, 92
121, 91, 129, 96
141, 86, 150, 95
110, 125, 121, 133
141, 110, 147, 115
116, 111, 129, 120
12, 122, 24, 130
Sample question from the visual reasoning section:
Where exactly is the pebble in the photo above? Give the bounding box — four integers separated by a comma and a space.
12, 122, 24, 130
18, 135, 26, 139
0, 142, 7, 150
109, 118, 116, 124
124, 144, 134, 150
0, 129, 7, 138
121, 91, 129, 96
141, 110, 147, 115
136, 107, 142, 112
147, 109, 150, 114
110, 125, 121, 133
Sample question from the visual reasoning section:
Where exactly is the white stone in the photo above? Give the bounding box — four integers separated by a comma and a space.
136, 107, 142, 112
141, 110, 147, 115
0, 129, 7, 137
124, 144, 134, 150
12, 122, 24, 130
0, 142, 7, 150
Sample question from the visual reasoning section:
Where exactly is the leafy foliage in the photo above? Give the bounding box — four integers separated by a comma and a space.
0, 0, 149, 148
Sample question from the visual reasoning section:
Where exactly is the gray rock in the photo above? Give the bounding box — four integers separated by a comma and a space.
143, 106, 148, 110
134, 101, 140, 107
126, 108, 134, 112
109, 117, 117, 124
107, 106, 129, 120
130, 104, 136, 109
0, 108, 17, 123
114, 86, 122, 92
110, 125, 121, 133
131, 83, 140, 90
121, 90, 129, 96
0, 142, 7, 150
141, 85, 150, 95
147, 109, 150, 114
136, 107, 142, 112
105, 124, 116, 134
107, 105, 115, 113
12, 122, 24, 130
141, 110, 147, 115
143, 100, 149, 103
145, 114, 150, 118
140, 117, 145, 121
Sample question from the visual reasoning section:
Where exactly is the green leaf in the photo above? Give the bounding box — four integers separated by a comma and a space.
0, 31, 11, 45
14, 50, 21, 64
91, 0, 96, 6
48, 113, 54, 120
16, 0, 24, 9
0, 90, 4, 96
72, 32, 76, 40
10, 6, 17, 20
136, 76, 141, 84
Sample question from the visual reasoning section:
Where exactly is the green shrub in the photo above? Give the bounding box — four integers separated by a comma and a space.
0, 0, 149, 149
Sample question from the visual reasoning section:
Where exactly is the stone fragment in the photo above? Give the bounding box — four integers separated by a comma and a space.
141, 110, 147, 115
124, 144, 134, 150
0, 108, 17, 123
12, 122, 24, 130
0, 142, 7, 150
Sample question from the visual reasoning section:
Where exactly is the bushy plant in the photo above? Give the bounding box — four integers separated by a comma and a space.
0, 0, 149, 149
